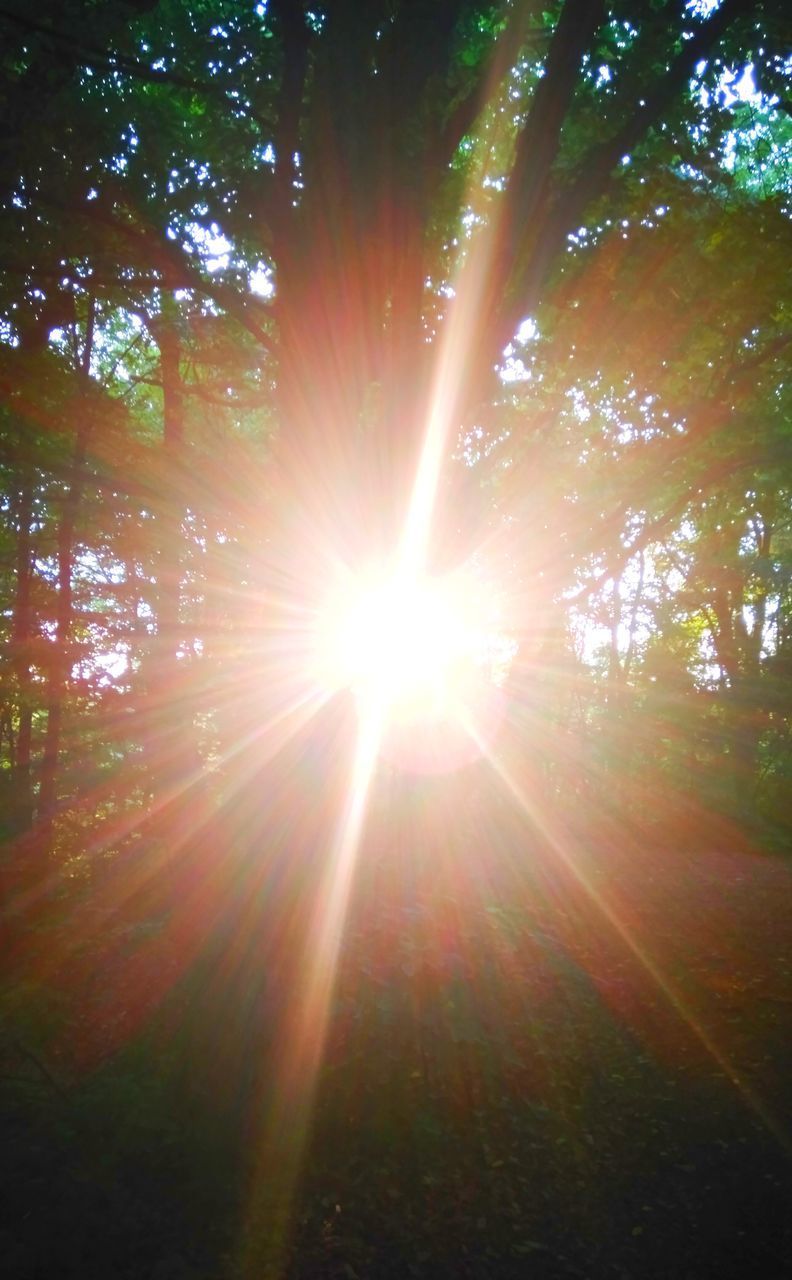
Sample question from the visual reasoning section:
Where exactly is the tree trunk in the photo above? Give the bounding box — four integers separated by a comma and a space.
155, 298, 185, 661
143, 295, 205, 815
11, 464, 34, 832
38, 298, 96, 840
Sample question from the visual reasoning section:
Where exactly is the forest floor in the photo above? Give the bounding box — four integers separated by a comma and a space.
1, 829, 790, 1280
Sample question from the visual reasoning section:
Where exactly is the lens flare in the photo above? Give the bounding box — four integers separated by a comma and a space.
315, 566, 509, 773
328, 573, 469, 706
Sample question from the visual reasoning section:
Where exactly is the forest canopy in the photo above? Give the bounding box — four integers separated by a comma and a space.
1, 0, 789, 848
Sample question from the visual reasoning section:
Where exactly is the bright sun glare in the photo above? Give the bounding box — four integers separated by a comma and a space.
332, 573, 471, 709
316, 567, 510, 773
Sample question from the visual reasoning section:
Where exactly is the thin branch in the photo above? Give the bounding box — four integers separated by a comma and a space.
34, 195, 278, 355
4, 1037, 73, 1106
0, 7, 238, 100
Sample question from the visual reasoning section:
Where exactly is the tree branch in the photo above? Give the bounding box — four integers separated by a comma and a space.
505, 0, 756, 331
433, 4, 537, 171
35, 193, 278, 355
269, 0, 311, 233
567, 330, 792, 605
0, 7, 237, 99
504, 0, 606, 267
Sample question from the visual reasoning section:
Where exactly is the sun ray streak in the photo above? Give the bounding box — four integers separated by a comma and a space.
241, 700, 384, 1276
9, 679, 335, 994
401, 237, 497, 575
240, 24, 532, 1267
462, 716, 791, 1153
400, 60, 516, 578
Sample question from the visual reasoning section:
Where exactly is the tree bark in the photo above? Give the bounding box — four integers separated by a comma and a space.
11, 463, 34, 832
151, 294, 185, 664
38, 297, 96, 838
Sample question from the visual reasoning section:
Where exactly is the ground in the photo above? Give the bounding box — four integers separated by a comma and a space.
1, 821, 790, 1279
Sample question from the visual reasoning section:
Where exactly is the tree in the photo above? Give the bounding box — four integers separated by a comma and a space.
0, 0, 790, 860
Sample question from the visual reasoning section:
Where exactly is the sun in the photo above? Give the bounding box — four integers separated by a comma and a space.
314, 564, 509, 769
327, 571, 475, 712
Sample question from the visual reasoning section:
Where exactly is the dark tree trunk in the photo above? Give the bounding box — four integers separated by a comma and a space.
11, 464, 34, 833
155, 298, 185, 661
38, 298, 96, 840
142, 296, 206, 817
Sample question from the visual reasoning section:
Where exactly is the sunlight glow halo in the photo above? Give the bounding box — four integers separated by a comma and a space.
325, 571, 472, 708
315, 565, 508, 773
